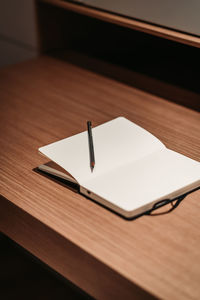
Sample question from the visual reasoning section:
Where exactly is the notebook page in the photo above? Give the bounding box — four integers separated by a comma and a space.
39, 117, 165, 184
82, 149, 200, 213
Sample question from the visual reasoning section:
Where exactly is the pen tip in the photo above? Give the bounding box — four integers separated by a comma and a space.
91, 162, 95, 172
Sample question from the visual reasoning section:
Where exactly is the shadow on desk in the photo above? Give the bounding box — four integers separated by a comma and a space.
49, 49, 199, 112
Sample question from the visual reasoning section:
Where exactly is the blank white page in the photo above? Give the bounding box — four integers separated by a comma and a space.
82, 149, 200, 215
39, 117, 165, 184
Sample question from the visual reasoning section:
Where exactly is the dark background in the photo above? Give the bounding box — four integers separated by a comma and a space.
0, 233, 93, 300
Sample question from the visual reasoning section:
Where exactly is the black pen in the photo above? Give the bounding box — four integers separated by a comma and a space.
87, 121, 95, 172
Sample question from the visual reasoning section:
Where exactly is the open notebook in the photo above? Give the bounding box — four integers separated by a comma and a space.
38, 117, 200, 218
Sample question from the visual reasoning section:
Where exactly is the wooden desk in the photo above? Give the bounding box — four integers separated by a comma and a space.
0, 54, 200, 299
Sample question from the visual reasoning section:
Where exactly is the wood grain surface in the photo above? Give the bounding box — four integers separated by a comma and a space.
39, 0, 200, 48
0, 54, 200, 299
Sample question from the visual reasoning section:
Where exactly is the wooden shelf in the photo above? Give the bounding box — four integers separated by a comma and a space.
0, 53, 200, 299
39, 0, 200, 48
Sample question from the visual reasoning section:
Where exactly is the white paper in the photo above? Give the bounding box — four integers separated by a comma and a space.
39, 117, 165, 183
83, 149, 200, 212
